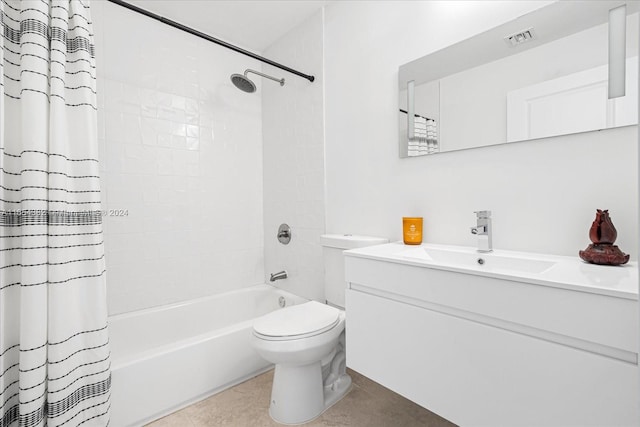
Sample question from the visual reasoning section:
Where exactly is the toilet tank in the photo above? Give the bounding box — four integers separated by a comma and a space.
321, 234, 388, 308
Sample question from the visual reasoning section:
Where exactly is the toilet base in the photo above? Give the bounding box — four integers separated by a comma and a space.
268, 364, 351, 425
323, 371, 352, 412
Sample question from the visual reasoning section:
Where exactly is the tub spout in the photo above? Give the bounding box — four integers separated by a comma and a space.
270, 270, 288, 282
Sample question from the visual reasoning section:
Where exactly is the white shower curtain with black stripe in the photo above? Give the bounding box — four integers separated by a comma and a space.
0, 1, 110, 426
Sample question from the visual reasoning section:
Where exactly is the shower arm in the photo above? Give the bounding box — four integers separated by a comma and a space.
245, 69, 285, 86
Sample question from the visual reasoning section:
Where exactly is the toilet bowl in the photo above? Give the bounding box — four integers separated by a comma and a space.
252, 301, 351, 425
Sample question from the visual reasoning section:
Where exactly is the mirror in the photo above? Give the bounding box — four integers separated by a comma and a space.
399, 1, 639, 157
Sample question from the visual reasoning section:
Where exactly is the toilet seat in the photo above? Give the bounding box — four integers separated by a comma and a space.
253, 301, 341, 341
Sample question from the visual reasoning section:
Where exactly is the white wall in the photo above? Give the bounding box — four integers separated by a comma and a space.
262, 11, 326, 302
324, 1, 638, 259
92, 1, 265, 315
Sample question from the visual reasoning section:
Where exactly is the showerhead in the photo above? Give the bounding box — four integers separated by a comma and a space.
230, 69, 285, 93
231, 73, 257, 93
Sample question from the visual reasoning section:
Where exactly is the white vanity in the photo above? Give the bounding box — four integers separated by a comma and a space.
344, 242, 638, 426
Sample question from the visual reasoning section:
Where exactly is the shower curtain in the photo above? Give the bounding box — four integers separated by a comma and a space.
0, 1, 111, 426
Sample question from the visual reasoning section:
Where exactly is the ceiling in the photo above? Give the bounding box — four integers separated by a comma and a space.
126, 0, 330, 52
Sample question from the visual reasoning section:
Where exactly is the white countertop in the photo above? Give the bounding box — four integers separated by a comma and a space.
344, 242, 638, 300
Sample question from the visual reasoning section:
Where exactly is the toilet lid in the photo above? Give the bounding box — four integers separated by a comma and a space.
253, 301, 341, 338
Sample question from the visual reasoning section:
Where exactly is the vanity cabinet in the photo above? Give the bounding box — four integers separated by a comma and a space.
344, 249, 638, 426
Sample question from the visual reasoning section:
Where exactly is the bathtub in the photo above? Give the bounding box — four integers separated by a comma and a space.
108, 284, 307, 426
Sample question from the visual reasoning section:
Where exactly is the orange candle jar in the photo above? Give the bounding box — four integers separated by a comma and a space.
403, 217, 423, 245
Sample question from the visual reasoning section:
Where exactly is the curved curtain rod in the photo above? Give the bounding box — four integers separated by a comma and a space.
105, 0, 316, 83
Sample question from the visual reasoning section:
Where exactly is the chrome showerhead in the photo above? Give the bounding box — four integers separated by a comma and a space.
230, 69, 284, 93
231, 73, 257, 93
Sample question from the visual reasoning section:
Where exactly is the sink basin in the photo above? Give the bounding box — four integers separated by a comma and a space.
402, 246, 557, 275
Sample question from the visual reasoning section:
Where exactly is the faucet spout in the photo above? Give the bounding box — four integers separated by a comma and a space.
270, 270, 288, 282
471, 211, 492, 252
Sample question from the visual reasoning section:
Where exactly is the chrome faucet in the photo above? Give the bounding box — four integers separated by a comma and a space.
270, 270, 288, 282
470, 210, 492, 253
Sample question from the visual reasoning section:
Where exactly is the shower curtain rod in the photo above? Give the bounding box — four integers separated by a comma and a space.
399, 108, 433, 121
105, 0, 316, 83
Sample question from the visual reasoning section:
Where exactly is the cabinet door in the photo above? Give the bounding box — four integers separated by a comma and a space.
346, 289, 638, 426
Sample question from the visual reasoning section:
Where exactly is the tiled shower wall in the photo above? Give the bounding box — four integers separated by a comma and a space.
262, 10, 326, 302
92, 2, 265, 315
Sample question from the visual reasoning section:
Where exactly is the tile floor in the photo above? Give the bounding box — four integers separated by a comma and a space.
147, 369, 456, 427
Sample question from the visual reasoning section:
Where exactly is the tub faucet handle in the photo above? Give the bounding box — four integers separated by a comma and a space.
278, 229, 290, 239
277, 224, 291, 245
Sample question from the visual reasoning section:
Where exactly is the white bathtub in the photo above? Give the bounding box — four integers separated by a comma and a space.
108, 284, 307, 426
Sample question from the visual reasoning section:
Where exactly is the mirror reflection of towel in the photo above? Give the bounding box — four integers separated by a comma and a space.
410, 116, 438, 155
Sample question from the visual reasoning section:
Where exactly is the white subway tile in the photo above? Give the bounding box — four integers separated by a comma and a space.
97, 4, 266, 315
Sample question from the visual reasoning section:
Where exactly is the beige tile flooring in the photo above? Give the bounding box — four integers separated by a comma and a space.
147, 369, 456, 427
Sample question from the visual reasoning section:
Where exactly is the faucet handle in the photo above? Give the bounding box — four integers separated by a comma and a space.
470, 225, 486, 235
474, 210, 491, 218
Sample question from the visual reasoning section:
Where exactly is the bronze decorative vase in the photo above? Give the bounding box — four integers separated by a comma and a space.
579, 209, 629, 266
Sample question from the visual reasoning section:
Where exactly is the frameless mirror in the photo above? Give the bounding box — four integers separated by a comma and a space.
399, 1, 639, 157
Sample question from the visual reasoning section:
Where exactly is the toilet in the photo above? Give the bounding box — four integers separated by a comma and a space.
252, 234, 388, 425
